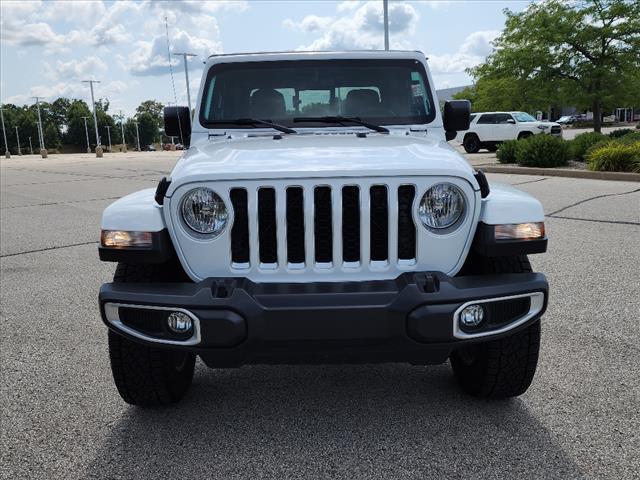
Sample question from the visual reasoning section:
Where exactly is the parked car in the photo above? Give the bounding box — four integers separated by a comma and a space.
456, 111, 562, 153
98, 50, 549, 406
556, 115, 581, 125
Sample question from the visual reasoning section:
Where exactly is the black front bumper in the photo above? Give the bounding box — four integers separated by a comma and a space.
99, 272, 548, 367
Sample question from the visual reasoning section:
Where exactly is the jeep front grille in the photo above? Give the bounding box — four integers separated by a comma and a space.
229, 183, 417, 270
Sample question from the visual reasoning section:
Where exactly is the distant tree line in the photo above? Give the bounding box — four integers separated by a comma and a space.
454, 0, 640, 132
0, 99, 173, 154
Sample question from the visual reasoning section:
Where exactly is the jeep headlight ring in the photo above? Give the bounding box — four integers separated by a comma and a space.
418, 183, 465, 230
180, 187, 229, 236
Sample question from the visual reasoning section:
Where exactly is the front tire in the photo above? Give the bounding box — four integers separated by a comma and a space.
451, 255, 541, 398
108, 262, 195, 406
463, 134, 481, 153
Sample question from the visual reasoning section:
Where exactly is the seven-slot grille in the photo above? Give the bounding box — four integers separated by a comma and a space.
229, 184, 417, 270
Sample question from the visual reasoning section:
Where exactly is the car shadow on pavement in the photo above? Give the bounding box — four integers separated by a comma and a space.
87, 362, 584, 479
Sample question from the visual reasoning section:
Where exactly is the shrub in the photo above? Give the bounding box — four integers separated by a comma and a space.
570, 132, 607, 161
515, 134, 569, 168
614, 131, 640, 145
608, 128, 634, 138
496, 140, 519, 163
587, 142, 640, 172
636, 123, 640, 129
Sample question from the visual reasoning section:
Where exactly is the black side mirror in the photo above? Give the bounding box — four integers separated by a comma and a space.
164, 106, 192, 146
443, 100, 471, 141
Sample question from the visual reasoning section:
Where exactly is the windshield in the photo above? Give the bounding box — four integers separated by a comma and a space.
513, 112, 537, 122
199, 59, 435, 128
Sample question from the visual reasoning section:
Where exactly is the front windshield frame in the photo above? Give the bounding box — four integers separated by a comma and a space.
198, 59, 437, 129
513, 112, 537, 122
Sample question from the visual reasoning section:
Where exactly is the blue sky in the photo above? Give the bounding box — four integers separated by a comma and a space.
1, 0, 529, 117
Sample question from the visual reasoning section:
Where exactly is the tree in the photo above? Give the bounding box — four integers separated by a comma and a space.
470, 0, 640, 131
135, 100, 164, 128
65, 100, 93, 149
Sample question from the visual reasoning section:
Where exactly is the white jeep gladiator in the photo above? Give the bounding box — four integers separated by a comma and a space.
98, 51, 548, 406
456, 111, 562, 153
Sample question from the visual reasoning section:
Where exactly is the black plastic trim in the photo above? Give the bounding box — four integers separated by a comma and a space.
98, 229, 175, 264
99, 270, 548, 366
154, 177, 171, 205
474, 170, 490, 198
472, 222, 548, 257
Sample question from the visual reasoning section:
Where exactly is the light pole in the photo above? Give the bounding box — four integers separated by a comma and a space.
173, 52, 197, 118
28, 137, 33, 155
81, 116, 91, 153
33, 97, 47, 157
134, 121, 141, 151
34, 122, 42, 149
105, 125, 112, 152
15, 126, 21, 155
118, 110, 127, 153
383, 0, 389, 50
0, 106, 9, 158
82, 80, 102, 157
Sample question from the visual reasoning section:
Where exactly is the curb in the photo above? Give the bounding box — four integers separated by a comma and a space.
480, 165, 640, 182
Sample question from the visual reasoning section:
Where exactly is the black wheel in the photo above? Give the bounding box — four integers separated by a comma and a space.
108, 262, 196, 406
463, 134, 481, 153
451, 255, 541, 398
518, 132, 533, 140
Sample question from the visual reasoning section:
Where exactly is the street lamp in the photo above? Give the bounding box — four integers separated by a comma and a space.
81, 116, 91, 153
0, 106, 9, 158
82, 80, 102, 157
118, 110, 127, 153
173, 52, 197, 118
105, 125, 112, 152
15, 126, 21, 156
134, 121, 141, 151
32, 97, 47, 157
383, 0, 389, 50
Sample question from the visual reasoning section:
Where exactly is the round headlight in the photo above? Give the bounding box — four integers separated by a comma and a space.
419, 183, 465, 229
181, 188, 228, 236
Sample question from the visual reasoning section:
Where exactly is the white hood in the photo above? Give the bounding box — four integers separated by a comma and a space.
166, 133, 476, 195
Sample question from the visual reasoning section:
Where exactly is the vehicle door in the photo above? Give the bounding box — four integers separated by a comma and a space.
474, 114, 495, 141
493, 113, 516, 140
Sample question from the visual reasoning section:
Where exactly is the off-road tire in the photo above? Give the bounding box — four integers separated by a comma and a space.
108, 262, 196, 406
450, 255, 541, 398
484, 143, 498, 152
518, 131, 533, 140
463, 134, 481, 153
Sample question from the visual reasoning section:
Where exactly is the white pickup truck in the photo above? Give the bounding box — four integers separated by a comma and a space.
456, 111, 562, 153
98, 51, 548, 406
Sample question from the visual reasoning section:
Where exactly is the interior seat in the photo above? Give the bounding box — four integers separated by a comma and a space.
250, 89, 286, 119
344, 89, 381, 116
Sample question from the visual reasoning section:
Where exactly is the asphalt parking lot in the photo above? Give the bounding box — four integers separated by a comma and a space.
1, 151, 639, 479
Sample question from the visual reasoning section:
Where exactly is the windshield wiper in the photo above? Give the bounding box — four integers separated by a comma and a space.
293, 116, 389, 134
208, 118, 297, 134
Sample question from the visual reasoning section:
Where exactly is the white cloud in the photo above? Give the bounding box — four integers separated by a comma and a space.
337, 1, 362, 13
459, 30, 499, 57
287, 1, 419, 51
49, 57, 109, 81
427, 30, 498, 74
283, 15, 334, 33
128, 29, 221, 76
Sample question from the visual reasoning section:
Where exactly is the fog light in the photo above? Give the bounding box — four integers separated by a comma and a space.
167, 312, 193, 334
460, 304, 484, 328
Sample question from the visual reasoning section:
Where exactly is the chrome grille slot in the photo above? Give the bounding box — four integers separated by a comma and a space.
314, 186, 333, 264
257, 188, 277, 265
342, 186, 360, 263
286, 187, 305, 264
397, 185, 416, 261
370, 185, 389, 262
230, 188, 249, 265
